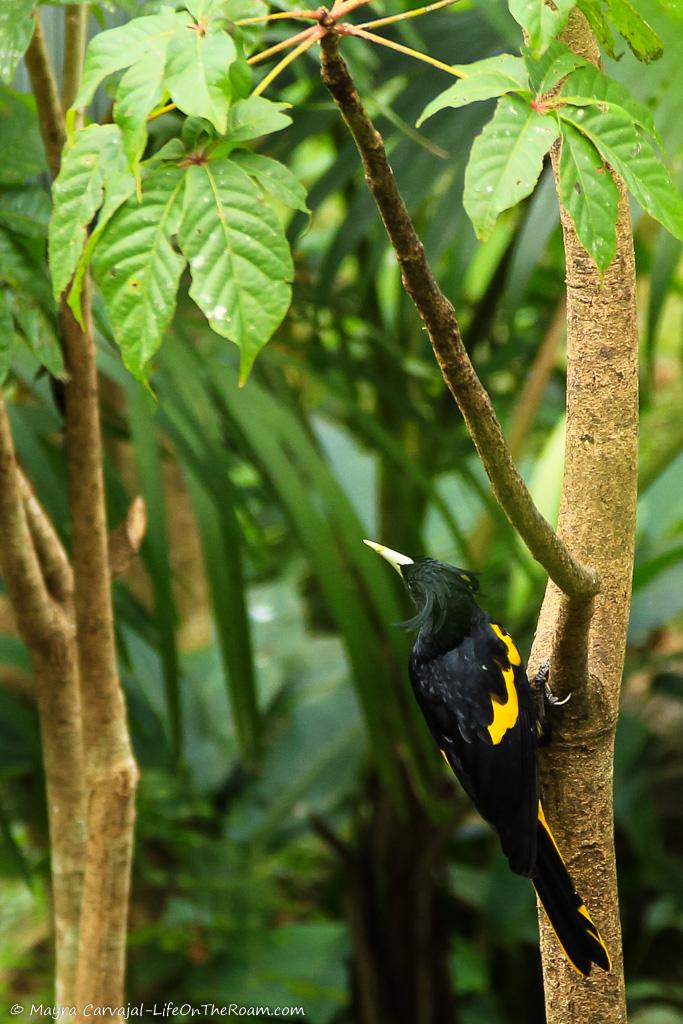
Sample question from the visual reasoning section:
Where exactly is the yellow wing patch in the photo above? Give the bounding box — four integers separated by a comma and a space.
490, 623, 522, 666
487, 664, 519, 744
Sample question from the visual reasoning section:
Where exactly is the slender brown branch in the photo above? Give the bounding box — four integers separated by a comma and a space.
319, 33, 598, 598
470, 298, 566, 561
63, 4, 89, 117
18, 472, 74, 607
24, 11, 65, 179
0, 401, 85, 1007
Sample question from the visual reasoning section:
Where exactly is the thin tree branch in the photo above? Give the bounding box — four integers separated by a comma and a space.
24, 11, 65, 179
18, 471, 74, 607
0, 401, 85, 1007
63, 4, 89, 117
319, 33, 599, 598
0, 404, 56, 644
470, 298, 566, 562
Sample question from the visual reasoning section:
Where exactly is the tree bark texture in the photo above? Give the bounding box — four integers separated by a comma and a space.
22, 16, 140, 1016
0, 404, 86, 1006
527, 13, 638, 1024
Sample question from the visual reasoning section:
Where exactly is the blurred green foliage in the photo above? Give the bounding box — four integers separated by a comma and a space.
1, 0, 683, 1021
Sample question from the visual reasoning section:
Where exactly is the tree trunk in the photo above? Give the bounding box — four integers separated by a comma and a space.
528, 13, 638, 1024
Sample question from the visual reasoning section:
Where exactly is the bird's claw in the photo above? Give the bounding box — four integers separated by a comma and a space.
544, 682, 571, 707
533, 661, 571, 746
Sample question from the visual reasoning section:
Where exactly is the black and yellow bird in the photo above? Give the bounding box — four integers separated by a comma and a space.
364, 540, 611, 977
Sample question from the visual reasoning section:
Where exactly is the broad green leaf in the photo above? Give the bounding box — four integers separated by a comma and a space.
417, 55, 528, 126
67, 149, 137, 325
165, 23, 236, 134
75, 12, 184, 107
558, 121, 618, 269
560, 64, 661, 144
0, 287, 14, 385
49, 124, 135, 300
114, 56, 167, 173
605, 0, 663, 61
560, 104, 683, 240
509, 0, 577, 54
0, 185, 51, 238
230, 150, 309, 212
92, 166, 186, 380
0, 225, 53, 308
576, 0, 617, 56
464, 94, 559, 240
0, 0, 34, 84
12, 290, 64, 378
223, 0, 268, 51
178, 161, 293, 382
0, 89, 46, 184
226, 96, 292, 142
523, 41, 588, 94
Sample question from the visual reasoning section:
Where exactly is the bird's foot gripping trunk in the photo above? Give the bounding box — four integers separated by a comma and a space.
532, 805, 612, 977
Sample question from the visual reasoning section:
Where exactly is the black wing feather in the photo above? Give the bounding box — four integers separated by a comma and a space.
409, 611, 539, 876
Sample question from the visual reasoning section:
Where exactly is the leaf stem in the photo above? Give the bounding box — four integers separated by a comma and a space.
252, 31, 322, 96
147, 101, 178, 122
357, 0, 459, 30
338, 24, 466, 77
235, 9, 319, 24
248, 24, 318, 65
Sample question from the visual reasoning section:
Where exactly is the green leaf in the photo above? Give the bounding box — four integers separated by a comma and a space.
226, 96, 292, 142
0, 185, 51, 238
114, 57, 166, 173
560, 64, 661, 144
178, 160, 293, 383
49, 124, 135, 300
464, 94, 559, 240
0, 225, 48, 301
560, 104, 683, 240
165, 23, 236, 134
75, 11, 184, 107
0, 287, 14, 385
230, 150, 309, 212
524, 41, 588, 94
605, 0, 663, 61
66, 149, 137, 325
0, 0, 34, 84
0, 89, 46, 184
509, 0, 577, 54
223, 0, 268, 51
92, 166, 186, 380
576, 0, 617, 56
13, 290, 64, 378
417, 55, 528, 126
558, 121, 619, 269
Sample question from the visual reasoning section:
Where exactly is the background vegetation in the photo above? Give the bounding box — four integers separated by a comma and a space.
1, 0, 683, 1020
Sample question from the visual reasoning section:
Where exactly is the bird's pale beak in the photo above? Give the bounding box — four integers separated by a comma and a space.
363, 539, 414, 575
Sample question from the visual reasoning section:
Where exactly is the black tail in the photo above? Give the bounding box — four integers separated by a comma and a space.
532, 805, 612, 977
